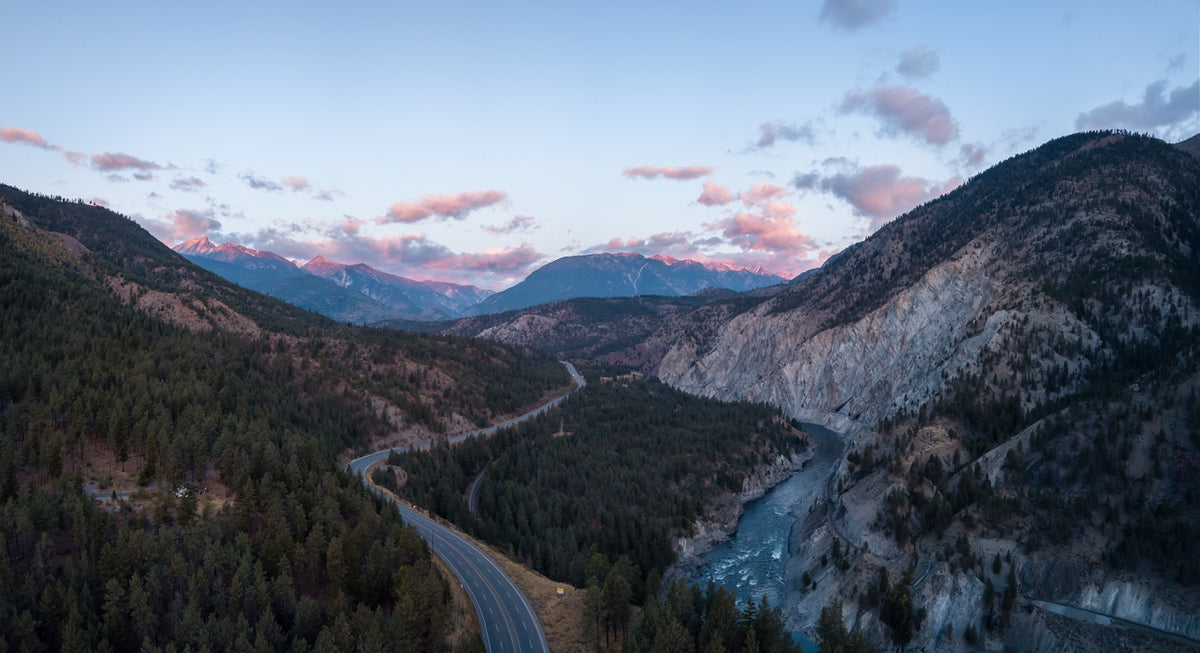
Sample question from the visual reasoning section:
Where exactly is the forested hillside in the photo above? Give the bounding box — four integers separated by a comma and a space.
381, 374, 806, 648
387, 376, 806, 587
0, 186, 569, 650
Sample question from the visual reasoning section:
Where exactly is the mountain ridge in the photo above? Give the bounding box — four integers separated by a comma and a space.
299, 254, 492, 319
466, 251, 786, 315
173, 238, 491, 322
651, 131, 1200, 646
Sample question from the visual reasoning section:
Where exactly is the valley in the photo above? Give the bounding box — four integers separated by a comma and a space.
429, 131, 1200, 651
685, 422, 847, 650
2, 130, 1198, 652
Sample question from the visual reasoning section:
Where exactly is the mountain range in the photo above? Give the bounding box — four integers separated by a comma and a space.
175, 238, 786, 323
175, 236, 490, 323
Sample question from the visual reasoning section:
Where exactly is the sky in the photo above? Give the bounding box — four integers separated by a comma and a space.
2, 1, 1198, 290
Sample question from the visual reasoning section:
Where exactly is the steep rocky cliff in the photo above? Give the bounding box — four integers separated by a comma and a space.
654, 132, 1200, 649
658, 132, 1200, 430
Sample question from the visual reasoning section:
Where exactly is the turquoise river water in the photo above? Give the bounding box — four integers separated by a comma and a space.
689, 422, 846, 652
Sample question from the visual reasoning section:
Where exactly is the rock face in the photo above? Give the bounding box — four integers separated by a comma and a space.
652, 132, 1200, 648
659, 245, 1011, 427
1, 197, 33, 229
658, 132, 1200, 430
1076, 580, 1200, 640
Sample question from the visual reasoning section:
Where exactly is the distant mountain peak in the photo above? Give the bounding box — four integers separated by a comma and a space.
467, 251, 785, 315
302, 255, 344, 273
173, 238, 295, 267
647, 253, 766, 275
175, 235, 218, 256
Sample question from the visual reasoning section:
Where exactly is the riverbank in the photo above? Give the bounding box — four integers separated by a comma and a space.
666, 423, 850, 604
665, 444, 815, 588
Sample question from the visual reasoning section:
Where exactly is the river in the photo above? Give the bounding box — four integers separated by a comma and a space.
689, 422, 846, 651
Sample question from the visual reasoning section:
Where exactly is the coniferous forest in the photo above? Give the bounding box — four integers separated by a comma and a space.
0, 187, 568, 651
384, 374, 806, 651
389, 376, 807, 589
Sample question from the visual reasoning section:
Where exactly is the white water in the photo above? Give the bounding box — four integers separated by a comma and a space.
690, 423, 846, 650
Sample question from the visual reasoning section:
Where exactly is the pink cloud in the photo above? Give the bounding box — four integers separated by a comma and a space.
740, 182, 789, 207
822, 165, 962, 229
590, 231, 700, 257
64, 151, 87, 166
91, 152, 163, 172
0, 126, 53, 149
840, 85, 959, 146
694, 181, 818, 264
338, 216, 363, 237
381, 189, 508, 224
143, 209, 221, 244
713, 203, 814, 257
623, 165, 714, 181
282, 176, 310, 192
697, 181, 735, 206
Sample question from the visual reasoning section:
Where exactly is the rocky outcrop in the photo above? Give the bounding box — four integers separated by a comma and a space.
1076, 580, 1200, 641
2, 197, 33, 229
658, 240, 1017, 427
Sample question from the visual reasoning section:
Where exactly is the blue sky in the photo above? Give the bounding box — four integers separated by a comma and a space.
3, 0, 1198, 289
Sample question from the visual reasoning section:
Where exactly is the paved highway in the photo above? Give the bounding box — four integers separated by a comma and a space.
373, 489, 548, 653
347, 361, 585, 653
347, 361, 585, 476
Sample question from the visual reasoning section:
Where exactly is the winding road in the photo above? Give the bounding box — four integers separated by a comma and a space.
346, 361, 585, 476
346, 361, 585, 653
